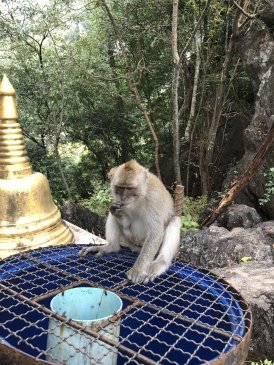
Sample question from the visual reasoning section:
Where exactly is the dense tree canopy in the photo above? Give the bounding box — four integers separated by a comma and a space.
0, 0, 263, 207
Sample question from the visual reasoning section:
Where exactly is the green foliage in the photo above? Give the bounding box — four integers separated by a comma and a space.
81, 183, 112, 216
26, 141, 67, 204
259, 168, 274, 205
26, 140, 101, 206
184, 196, 208, 222
181, 196, 207, 233
251, 360, 274, 365
181, 214, 199, 233
0, 0, 258, 204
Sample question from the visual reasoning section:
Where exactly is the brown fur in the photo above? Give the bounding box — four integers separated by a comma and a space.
113, 160, 143, 186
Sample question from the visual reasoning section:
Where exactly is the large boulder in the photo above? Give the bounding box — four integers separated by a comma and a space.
61, 201, 105, 237
217, 204, 262, 230
180, 222, 274, 269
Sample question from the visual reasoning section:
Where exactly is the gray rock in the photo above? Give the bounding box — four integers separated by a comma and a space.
180, 219, 274, 360
213, 262, 274, 360
217, 204, 262, 230
180, 224, 273, 269
61, 201, 105, 237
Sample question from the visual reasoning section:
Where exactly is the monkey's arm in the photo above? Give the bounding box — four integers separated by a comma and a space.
78, 213, 121, 257
146, 216, 181, 282
127, 225, 164, 284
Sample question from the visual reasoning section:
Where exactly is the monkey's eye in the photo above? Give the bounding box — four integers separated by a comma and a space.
115, 186, 135, 194
115, 186, 125, 194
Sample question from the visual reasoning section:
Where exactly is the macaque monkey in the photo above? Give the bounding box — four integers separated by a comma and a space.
79, 160, 181, 284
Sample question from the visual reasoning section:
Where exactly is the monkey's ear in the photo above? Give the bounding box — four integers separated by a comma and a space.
107, 167, 117, 180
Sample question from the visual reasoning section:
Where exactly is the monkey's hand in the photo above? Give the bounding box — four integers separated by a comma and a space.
78, 243, 120, 258
109, 202, 123, 216
127, 264, 149, 284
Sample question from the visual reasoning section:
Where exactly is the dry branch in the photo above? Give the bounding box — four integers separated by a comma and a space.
201, 124, 274, 227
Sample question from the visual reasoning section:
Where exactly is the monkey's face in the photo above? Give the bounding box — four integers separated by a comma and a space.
113, 185, 138, 206
109, 160, 148, 207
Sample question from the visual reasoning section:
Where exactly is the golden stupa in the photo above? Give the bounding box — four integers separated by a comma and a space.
0, 75, 74, 258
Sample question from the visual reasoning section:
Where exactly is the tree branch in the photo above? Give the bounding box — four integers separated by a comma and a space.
184, 29, 201, 142
100, 0, 162, 179
201, 123, 274, 227
179, 0, 211, 65
232, 0, 256, 19
171, 0, 182, 184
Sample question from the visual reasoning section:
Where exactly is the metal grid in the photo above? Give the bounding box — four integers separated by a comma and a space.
0, 245, 252, 365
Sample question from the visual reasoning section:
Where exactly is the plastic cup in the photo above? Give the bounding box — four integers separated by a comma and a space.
46, 287, 123, 365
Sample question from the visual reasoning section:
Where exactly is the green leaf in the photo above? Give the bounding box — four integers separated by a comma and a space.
240, 256, 252, 264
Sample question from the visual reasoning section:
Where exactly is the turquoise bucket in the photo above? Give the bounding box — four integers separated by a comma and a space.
46, 287, 123, 365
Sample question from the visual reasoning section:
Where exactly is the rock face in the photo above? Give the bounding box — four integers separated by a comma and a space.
225, 1, 274, 218
200, 5, 274, 354
180, 203, 274, 360
61, 201, 105, 237
180, 222, 274, 269
213, 262, 274, 361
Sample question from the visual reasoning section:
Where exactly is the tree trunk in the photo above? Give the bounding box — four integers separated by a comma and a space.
184, 25, 201, 142
198, 3, 243, 195
54, 146, 73, 201
107, 42, 131, 161
100, 0, 162, 179
171, 0, 182, 185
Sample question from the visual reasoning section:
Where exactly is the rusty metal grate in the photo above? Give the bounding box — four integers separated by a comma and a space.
0, 245, 252, 365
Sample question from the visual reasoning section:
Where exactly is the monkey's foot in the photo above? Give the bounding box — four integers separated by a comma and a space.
145, 258, 171, 283
127, 259, 170, 284
127, 266, 149, 284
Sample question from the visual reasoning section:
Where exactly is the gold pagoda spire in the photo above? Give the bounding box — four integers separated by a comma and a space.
0, 75, 74, 258
0, 74, 32, 178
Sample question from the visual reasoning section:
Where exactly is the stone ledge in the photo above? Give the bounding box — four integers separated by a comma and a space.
63, 220, 106, 246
